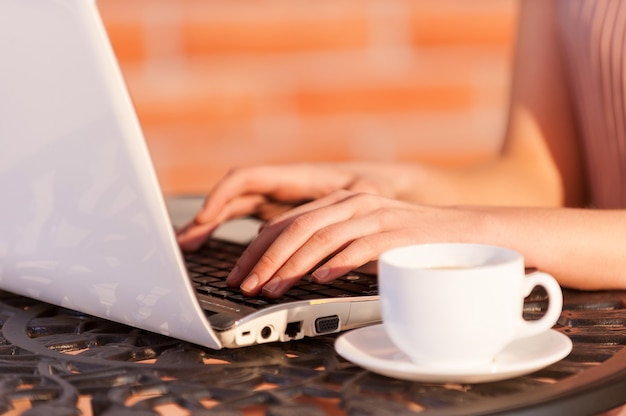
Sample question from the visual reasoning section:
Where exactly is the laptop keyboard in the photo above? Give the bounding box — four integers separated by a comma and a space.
184, 239, 379, 310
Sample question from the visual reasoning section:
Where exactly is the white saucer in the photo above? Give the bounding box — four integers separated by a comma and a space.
334, 325, 572, 384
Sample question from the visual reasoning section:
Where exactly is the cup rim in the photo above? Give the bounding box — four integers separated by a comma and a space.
379, 242, 521, 271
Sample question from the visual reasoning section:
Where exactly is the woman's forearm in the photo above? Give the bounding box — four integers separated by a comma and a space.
477, 206, 626, 290
341, 157, 565, 208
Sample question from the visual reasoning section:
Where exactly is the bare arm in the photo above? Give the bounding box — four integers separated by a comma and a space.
225, 192, 626, 297
479, 207, 626, 290
382, 0, 586, 207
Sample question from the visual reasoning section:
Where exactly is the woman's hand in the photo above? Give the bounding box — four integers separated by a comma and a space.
176, 163, 403, 251
224, 190, 482, 298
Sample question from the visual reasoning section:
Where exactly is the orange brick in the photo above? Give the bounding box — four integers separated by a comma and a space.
182, 15, 370, 54
98, 0, 148, 62
135, 94, 258, 125
295, 85, 474, 115
410, 15, 516, 46
409, 1, 517, 46
120, 64, 268, 125
104, 23, 147, 63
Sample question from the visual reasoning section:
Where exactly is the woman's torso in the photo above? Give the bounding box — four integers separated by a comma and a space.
557, 0, 626, 208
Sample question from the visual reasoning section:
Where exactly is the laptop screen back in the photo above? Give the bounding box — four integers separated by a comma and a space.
0, 0, 222, 348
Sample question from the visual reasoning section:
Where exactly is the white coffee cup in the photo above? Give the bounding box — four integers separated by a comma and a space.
378, 243, 563, 370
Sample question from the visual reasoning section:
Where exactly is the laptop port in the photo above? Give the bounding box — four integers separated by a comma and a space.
285, 321, 302, 338
261, 326, 272, 339
315, 315, 340, 334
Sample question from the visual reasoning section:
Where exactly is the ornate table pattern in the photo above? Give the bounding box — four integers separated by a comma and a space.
2, 288, 626, 415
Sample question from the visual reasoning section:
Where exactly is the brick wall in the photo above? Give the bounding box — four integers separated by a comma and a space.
98, 0, 518, 195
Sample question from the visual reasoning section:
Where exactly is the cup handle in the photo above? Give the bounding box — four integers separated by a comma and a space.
518, 271, 563, 338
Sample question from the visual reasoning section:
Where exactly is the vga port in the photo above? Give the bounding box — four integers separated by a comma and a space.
315, 315, 340, 334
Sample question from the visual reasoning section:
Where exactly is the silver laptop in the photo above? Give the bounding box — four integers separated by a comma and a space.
0, 0, 380, 349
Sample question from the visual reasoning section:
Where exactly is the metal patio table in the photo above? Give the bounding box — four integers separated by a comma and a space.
1, 287, 626, 415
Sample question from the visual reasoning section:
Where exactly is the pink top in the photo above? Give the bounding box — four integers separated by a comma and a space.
557, 0, 626, 208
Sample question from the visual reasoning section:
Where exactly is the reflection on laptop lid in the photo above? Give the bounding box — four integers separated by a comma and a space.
0, 0, 380, 349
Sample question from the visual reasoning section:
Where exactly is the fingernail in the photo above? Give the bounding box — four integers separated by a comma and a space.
262, 277, 283, 297
312, 267, 329, 283
226, 264, 240, 285
240, 273, 259, 294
